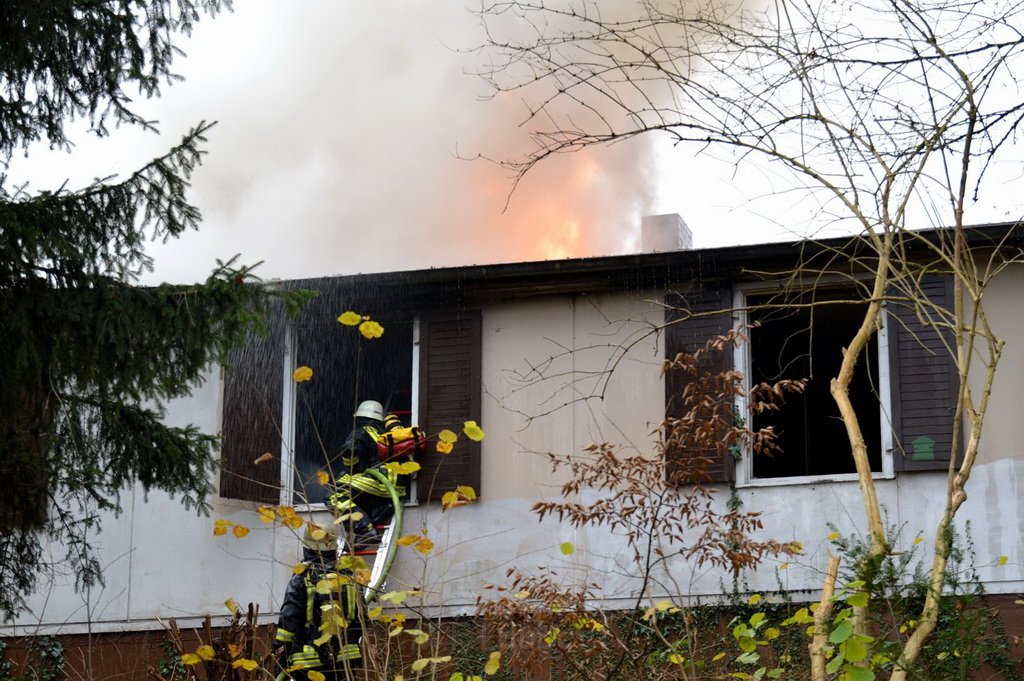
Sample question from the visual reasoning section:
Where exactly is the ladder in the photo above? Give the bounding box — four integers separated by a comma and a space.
337, 467, 404, 603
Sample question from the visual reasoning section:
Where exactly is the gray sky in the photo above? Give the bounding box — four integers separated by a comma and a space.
9, 2, 1021, 284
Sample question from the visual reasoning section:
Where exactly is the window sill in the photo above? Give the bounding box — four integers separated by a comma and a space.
736, 470, 895, 489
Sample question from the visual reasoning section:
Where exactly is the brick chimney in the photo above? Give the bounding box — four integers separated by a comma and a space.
641, 213, 692, 253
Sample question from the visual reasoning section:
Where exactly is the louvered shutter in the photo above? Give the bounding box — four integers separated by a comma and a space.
418, 311, 482, 501
664, 284, 735, 483
888, 275, 961, 472
219, 329, 284, 502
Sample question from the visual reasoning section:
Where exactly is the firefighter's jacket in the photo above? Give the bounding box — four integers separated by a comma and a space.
329, 415, 407, 522
275, 550, 360, 669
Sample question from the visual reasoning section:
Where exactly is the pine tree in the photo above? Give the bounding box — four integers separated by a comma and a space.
0, 0, 310, 619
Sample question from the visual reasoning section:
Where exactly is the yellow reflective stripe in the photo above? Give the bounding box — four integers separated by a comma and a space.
363, 425, 381, 440
288, 646, 321, 669
329, 498, 357, 512
337, 473, 386, 490
337, 643, 361, 660
341, 454, 359, 466
347, 477, 390, 496
275, 629, 296, 643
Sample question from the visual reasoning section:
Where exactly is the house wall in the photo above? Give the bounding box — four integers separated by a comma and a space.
3, 272, 1022, 637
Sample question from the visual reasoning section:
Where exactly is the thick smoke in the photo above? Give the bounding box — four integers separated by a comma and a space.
62, 2, 662, 282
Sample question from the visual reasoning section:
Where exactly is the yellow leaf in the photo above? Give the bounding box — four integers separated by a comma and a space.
196, 645, 215, 661
213, 526, 227, 536
292, 366, 313, 382
712, 652, 727, 662
231, 659, 259, 671
181, 653, 201, 665
385, 461, 421, 475
998, 555, 1009, 565
232, 524, 250, 538
748, 594, 762, 605
224, 598, 240, 614
436, 441, 454, 455
310, 527, 327, 541
285, 515, 303, 529
484, 651, 501, 675
456, 485, 477, 501
438, 429, 458, 444
292, 562, 307, 575
308, 671, 326, 681
827, 531, 840, 541
253, 452, 274, 465
315, 573, 350, 594
668, 653, 685, 664
227, 643, 239, 658
790, 541, 804, 555
462, 421, 485, 441
415, 538, 434, 555
338, 311, 362, 326
913, 536, 924, 545
316, 470, 330, 486
778, 562, 788, 570
412, 659, 430, 672
359, 320, 384, 339
214, 519, 232, 527
397, 534, 420, 547
337, 555, 369, 571
369, 606, 383, 619
406, 628, 430, 645
257, 507, 276, 523
560, 542, 574, 556
514, 590, 530, 599
395, 677, 404, 681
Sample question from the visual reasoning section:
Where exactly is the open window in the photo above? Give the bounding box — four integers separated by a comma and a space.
220, 305, 483, 505
666, 276, 958, 485
287, 316, 414, 505
742, 287, 887, 481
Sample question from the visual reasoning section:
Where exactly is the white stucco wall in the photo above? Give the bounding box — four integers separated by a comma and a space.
4, 272, 1022, 635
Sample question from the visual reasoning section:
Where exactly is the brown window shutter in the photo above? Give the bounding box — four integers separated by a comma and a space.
888, 275, 961, 472
418, 311, 482, 502
219, 329, 284, 503
664, 285, 734, 483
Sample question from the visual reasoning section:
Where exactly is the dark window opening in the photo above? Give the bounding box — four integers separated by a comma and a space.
748, 290, 882, 479
292, 318, 413, 504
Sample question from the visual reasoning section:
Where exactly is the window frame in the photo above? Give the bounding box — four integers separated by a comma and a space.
280, 319, 423, 510
731, 281, 895, 488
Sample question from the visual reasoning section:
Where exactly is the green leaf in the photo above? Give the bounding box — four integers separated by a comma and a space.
736, 651, 760, 665
846, 592, 869, 608
738, 637, 757, 653
843, 666, 875, 681
750, 612, 766, 627
829, 620, 854, 644
826, 652, 845, 675
843, 637, 868, 663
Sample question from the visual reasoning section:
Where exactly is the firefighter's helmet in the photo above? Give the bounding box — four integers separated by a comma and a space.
354, 400, 385, 421
301, 525, 337, 552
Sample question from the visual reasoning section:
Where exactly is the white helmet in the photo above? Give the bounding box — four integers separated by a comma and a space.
301, 525, 337, 553
354, 400, 385, 421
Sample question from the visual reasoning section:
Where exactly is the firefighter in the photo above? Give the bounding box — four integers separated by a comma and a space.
275, 526, 361, 679
328, 401, 405, 548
